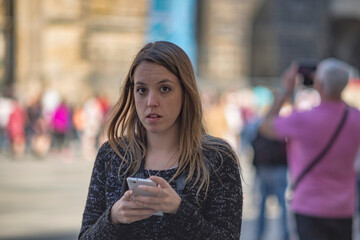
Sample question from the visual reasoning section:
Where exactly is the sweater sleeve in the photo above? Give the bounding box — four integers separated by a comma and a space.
167, 149, 243, 240
78, 144, 128, 239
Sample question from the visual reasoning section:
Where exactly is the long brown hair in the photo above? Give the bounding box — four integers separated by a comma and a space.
107, 41, 239, 199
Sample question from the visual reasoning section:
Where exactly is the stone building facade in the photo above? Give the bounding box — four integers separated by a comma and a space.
0, 0, 359, 104
251, 0, 360, 85
14, 0, 148, 104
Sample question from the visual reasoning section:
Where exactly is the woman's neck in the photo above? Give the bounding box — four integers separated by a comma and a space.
145, 133, 180, 170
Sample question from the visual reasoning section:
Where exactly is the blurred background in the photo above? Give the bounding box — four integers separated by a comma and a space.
0, 0, 360, 239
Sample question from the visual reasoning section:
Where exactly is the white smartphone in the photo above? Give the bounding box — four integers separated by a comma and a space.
126, 177, 163, 216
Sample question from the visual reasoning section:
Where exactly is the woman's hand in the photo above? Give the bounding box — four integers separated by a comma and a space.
134, 176, 181, 214
110, 189, 156, 224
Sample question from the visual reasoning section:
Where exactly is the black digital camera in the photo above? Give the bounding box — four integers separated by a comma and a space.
297, 59, 317, 86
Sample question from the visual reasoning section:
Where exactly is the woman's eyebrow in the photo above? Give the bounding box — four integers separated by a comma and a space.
158, 79, 174, 84
135, 79, 174, 85
134, 81, 146, 85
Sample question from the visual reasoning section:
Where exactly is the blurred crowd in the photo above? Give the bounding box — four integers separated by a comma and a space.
0, 88, 110, 160
1, 80, 360, 239
202, 79, 360, 240
1, 81, 359, 162
202, 80, 360, 154
202, 85, 321, 153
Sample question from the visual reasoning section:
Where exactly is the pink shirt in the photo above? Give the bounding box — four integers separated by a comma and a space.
52, 104, 71, 133
275, 101, 360, 218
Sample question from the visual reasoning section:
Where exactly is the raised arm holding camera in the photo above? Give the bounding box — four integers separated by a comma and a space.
260, 58, 360, 240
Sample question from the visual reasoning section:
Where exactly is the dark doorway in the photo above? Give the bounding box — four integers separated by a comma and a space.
2, 0, 16, 95
329, 18, 360, 70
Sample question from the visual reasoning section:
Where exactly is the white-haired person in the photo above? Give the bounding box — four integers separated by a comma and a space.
260, 58, 360, 240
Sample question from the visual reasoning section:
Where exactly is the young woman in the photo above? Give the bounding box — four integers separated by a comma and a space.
79, 41, 243, 240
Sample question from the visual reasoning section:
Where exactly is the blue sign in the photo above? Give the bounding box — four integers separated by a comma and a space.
147, 0, 197, 71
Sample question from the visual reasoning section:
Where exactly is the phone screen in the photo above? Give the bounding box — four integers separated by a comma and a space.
126, 177, 163, 216
127, 177, 157, 197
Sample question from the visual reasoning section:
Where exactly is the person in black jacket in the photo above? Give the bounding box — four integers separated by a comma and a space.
79, 41, 243, 240
243, 118, 289, 240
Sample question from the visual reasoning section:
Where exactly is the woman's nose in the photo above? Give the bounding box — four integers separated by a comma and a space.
147, 92, 159, 107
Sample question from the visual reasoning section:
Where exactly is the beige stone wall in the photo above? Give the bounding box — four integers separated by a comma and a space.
0, 1, 5, 83
198, 0, 260, 89
16, 0, 147, 105
4, 0, 360, 104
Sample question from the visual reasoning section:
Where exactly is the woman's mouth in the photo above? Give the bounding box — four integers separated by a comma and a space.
146, 113, 161, 119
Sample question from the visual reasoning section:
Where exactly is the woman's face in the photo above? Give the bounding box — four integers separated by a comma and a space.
133, 61, 183, 137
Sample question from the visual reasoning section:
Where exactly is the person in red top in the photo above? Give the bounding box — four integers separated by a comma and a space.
7, 100, 27, 157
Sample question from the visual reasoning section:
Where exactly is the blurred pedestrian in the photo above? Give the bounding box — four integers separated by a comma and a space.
95, 95, 110, 147
0, 94, 13, 152
25, 95, 51, 157
31, 114, 51, 157
81, 97, 103, 159
72, 104, 85, 155
25, 96, 41, 149
260, 58, 360, 240
51, 100, 71, 153
355, 149, 360, 210
79, 41, 243, 239
202, 90, 228, 139
7, 100, 27, 158
244, 118, 289, 240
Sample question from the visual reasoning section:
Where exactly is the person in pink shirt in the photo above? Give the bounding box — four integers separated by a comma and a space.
51, 101, 71, 152
260, 58, 360, 240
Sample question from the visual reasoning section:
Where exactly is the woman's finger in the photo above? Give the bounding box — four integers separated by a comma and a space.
149, 176, 171, 188
121, 189, 134, 201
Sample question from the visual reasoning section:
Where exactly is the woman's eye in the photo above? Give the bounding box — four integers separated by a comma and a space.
136, 87, 147, 94
160, 86, 170, 93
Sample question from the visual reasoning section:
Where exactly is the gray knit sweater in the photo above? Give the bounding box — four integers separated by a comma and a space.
79, 137, 243, 240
